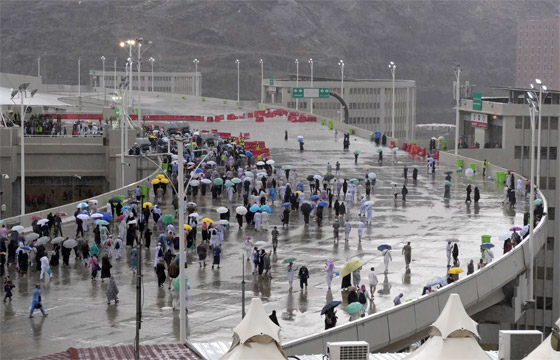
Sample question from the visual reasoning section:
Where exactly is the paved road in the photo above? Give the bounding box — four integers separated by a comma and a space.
1, 117, 524, 359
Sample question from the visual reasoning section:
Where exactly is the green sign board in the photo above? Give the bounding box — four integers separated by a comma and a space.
115, 108, 120, 115
473, 92, 482, 110
269, 76, 274, 86
292, 88, 330, 99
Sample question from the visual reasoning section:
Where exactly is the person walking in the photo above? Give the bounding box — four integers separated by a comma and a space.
29, 284, 48, 318
271, 227, 279, 253
3, 276, 15, 302
357, 221, 365, 242
130, 247, 138, 274
482, 247, 494, 267
344, 219, 351, 242
298, 265, 309, 290
352, 267, 361, 287
452, 243, 459, 267
212, 245, 221, 270
401, 185, 408, 202
446, 241, 453, 267
474, 186, 480, 203
39, 255, 53, 280
402, 242, 412, 269
156, 258, 166, 287
467, 259, 475, 275
197, 241, 207, 268
89, 254, 99, 281
358, 285, 368, 317
393, 293, 403, 306
325, 259, 334, 289
368, 267, 378, 299
393, 184, 398, 201
332, 220, 340, 243
106, 276, 119, 305
466, 184, 472, 203
287, 262, 297, 291
100, 253, 112, 283
383, 249, 392, 273
482, 159, 487, 177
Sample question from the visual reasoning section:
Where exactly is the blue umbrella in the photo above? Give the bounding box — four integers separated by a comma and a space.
309, 195, 319, 201
377, 244, 392, 251
21, 245, 33, 251
195, 168, 203, 173
374, 131, 381, 139
79, 210, 89, 215
245, 151, 253, 157
122, 205, 131, 210
317, 201, 328, 207
480, 243, 495, 249
249, 205, 260, 213
282, 202, 291, 207
260, 205, 272, 213
100, 212, 113, 221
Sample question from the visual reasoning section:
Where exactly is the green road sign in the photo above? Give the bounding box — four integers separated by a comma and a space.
473, 92, 482, 110
115, 108, 120, 115
292, 88, 330, 99
269, 76, 274, 85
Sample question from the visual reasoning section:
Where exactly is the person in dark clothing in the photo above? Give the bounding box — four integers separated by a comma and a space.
100, 254, 112, 282
61, 246, 71, 266
466, 185, 472, 203
35, 245, 46, 271
474, 186, 480, 203
378, 151, 383, 164
94, 226, 101, 246
212, 245, 221, 269
316, 206, 324, 227
0, 240, 6, 278
236, 213, 244, 228
144, 228, 152, 248
75, 218, 84, 238
341, 273, 352, 289
284, 130, 288, 141
269, 310, 280, 326
452, 244, 459, 266
258, 249, 265, 275
282, 208, 290, 228
342, 180, 348, 195
467, 259, 475, 275
18, 251, 29, 277
298, 265, 309, 290
324, 308, 338, 330
503, 239, 512, 254
50, 245, 60, 267
334, 200, 340, 217
347, 288, 358, 303
401, 185, 408, 202
412, 167, 418, 180
156, 259, 166, 287
403, 166, 408, 179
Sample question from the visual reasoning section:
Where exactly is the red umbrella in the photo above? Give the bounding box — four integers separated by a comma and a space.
116, 214, 126, 222
55, 212, 67, 217
31, 216, 42, 221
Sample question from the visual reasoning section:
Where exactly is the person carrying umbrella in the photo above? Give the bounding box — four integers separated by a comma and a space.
298, 264, 309, 290
452, 243, 460, 267
402, 242, 412, 270
324, 307, 338, 330
482, 246, 494, 267
354, 151, 359, 164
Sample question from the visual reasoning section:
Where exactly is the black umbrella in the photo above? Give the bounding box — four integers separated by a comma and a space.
321, 301, 341, 315
324, 174, 335, 182
306, 175, 314, 181
300, 203, 311, 214
130, 200, 139, 204
445, 171, 453, 175
109, 197, 122, 203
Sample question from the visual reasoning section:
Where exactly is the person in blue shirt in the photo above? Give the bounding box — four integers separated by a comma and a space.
29, 284, 47, 318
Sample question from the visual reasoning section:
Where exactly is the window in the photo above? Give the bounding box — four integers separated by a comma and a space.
549, 177, 556, 190
540, 146, 548, 160
539, 177, 548, 190
548, 207, 555, 221
523, 146, 530, 159
515, 116, 523, 129
550, 117, 558, 130
550, 147, 557, 160
514, 146, 522, 159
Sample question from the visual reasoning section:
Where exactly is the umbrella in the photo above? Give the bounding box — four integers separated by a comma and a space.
254, 241, 268, 247
282, 257, 296, 264
256, 161, 265, 166
184, 224, 192, 231
266, 160, 275, 165
95, 220, 110, 226
77, 214, 89, 221
190, 180, 200, 187
88, 199, 99, 205
143, 202, 153, 208
122, 206, 132, 211
160, 178, 170, 184
231, 177, 242, 184
190, 172, 200, 179
76, 202, 89, 209
109, 197, 122, 203
202, 218, 213, 223
309, 195, 319, 201
156, 174, 166, 180
116, 214, 126, 222
31, 216, 42, 221
377, 244, 392, 251
249, 205, 260, 213
374, 131, 382, 139
448, 267, 464, 274
480, 243, 495, 249
25, 233, 40, 242
283, 165, 292, 170
52, 236, 66, 244
245, 151, 253, 157
129, 200, 139, 205
295, 191, 303, 194
91, 213, 104, 219
201, 178, 212, 185
392, 147, 399, 152
499, 232, 512, 241
11, 225, 24, 232
349, 179, 359, 184
368, 172, 377, 179
217, 207, 229, 214
510, 227, 522, 231
354, 149, 361, 155
37, 236, 51, 245
364, 201, 375, 206
300, 203, 311, 213
321, 301, 341, 315
20, 246, 33, 251
534, 198, 543, 206
55, 212, 67, 217
37, 219, 50, 226
194, 168, 203, 174
444, 171, 453, 175
317, 201, 328, 207
217, 220, 229, 226
313, 174, 323, 180
245, 171, 254, 178
207, 160, 217, 166
189, 212, 200, 218
186, 202, 197, 208
306, 175, 314, 181
225, 180, 234, 187
297, 137, 304, 143
79, 210, 89, 215
445, 180, 452, 187
446, 238, 460, 243
101, 212, 113, 221
162, 215, 175, 225
256, 172, 267, 179
427, 157, 435, 163
425, 277, 447, 288
346, 302, 363, 314
236, 206, 248, 215
260, 205, 272, 213
213, 178, 224, 186
63, 239, 78, 249
339, 260, 363, 277
127, 220, 137, 225
376, 148, 383, 153
324, 174, 335, 181
521, 225, 529, 237
465, 168, 474, 177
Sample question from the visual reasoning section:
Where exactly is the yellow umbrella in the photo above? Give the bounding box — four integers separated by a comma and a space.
448, 267, 464, 274
339, 260, 363, 278
160, 178, 170, 184
151, 179, 160, 185
202, 218, 213, 223
295, 191, 303, 194
156, 174, 166, 180
183, 224, 192, 230
143, 202, 153, 208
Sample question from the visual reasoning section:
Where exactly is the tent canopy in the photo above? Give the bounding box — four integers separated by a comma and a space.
232, 298, 280, 344
0, 87, 73, 107
402, 335, 491, 360
431, 294, 480, 339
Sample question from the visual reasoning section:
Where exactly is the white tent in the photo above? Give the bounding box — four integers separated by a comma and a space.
523, 317, 560, 360
0, 87, 72, 107
403, 294, 491, 360
220, 298, 287, 360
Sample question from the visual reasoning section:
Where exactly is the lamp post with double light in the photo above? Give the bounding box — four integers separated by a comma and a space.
149, 57, 155, 92
531, 79, 548, 188
193, 59, 199, 96
388, 61, 396, 138
259, 59, 264, 106
454, 64, 461, 157
526, 89, 538, 304
294, 59, 299, 110
338, 60, 344, 122
308, 58, 314, 114
101, 56, 106, 105
235, 59, 240, 107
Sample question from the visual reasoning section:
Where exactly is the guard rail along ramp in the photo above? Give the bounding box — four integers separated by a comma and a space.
282, 154, 548, 356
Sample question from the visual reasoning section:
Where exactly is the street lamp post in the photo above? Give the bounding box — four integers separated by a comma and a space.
308, 58, 313, 114
259, 59, 264, 106
526, 91, 538, 304
338, 60, 344, 122
101, 56, 106, 106
149, 57, 155, 92
37, 57, 41, 79
78, 57, 81, 112
454, 65, 461, 157
193, 59, 199, 96
235, 59, 240, 107
176, 137, 187, 344
295, 59, 299, 110
0, 174, 9, 220
532, 79, 548, 188
388, 61, 396, 138
114, 58, 117, 93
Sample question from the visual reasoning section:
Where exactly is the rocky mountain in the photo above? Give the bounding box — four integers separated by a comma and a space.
1, 0, 558, 123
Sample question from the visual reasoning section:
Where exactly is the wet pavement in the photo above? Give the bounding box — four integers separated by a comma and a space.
1, 115, 526, 359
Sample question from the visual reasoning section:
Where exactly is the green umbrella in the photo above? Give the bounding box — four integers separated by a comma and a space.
349, 178, 359, 184
445, 180, 452, 187
354, 149, 361, 155
213, 178, 224, 186
95, 220, 109, 226
239, 154, 246, 158
162, 214, 175, 225
172, 275, 188, 290
346, 302, 363, 314
231, 177, 242, 184
376, 148, 383, 153
534, 198, 543, 206
282, 257, 296, 264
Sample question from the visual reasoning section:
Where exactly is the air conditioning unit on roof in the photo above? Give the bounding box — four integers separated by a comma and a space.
327, 341, 369, 360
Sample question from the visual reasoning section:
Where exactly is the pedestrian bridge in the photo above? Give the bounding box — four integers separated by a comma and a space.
281, 152, 549, 355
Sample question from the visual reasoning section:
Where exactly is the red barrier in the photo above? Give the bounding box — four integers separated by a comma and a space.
417, 148, 426, 157
243, 132, 250, 139
390, 141, 396, 148
433, 150, 440, 160
248, 112, 254, 118
402, 143, 408, 151
227, 114, 237, 120
256, 116, 264, 122
207, 116, 214, 122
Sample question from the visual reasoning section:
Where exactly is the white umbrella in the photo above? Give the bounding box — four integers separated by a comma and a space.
189, 212, 200, 218
243, 177, 252, 183
162, 137, 169, 143
368, 172, 377, 180
190, 172, 200, 179
77, 214, 90, 221
207, 161, 217, 166
190, 180, 200, 186
245, 171, 254, 178
257, 172, 267, 178
282, 165, 292, 170
364, 201, 375, 206
127, 219, 138, 225
88, 199, 98, 205
446, 238, 460, 243
52, 237, 66, 244
313, 174, 323, 180
11, 225, 24, 232
297, 135, 303, 139
236, 206, 248, 215
217, 220, 229, 226
171, 154, 179, 160
217, 207, 229, 214
76, 202, 89, 209
266, 160, 275, 165
91, 213, 103, 219
25, 233, 40, 242
201, 178, 212, 185
255, 241, 268, 247
499, 232, 512, 241
63, 239, 78, 249
36, 236, 50, 246
37, 219, 49, 226
256, 161, 265, 166
186, 202, 197, 207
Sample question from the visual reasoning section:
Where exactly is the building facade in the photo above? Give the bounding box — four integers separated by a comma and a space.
515, 17, 560, 91
456, 86, 559, 334
88, 70, 201, 96
264, 77, 416, 139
